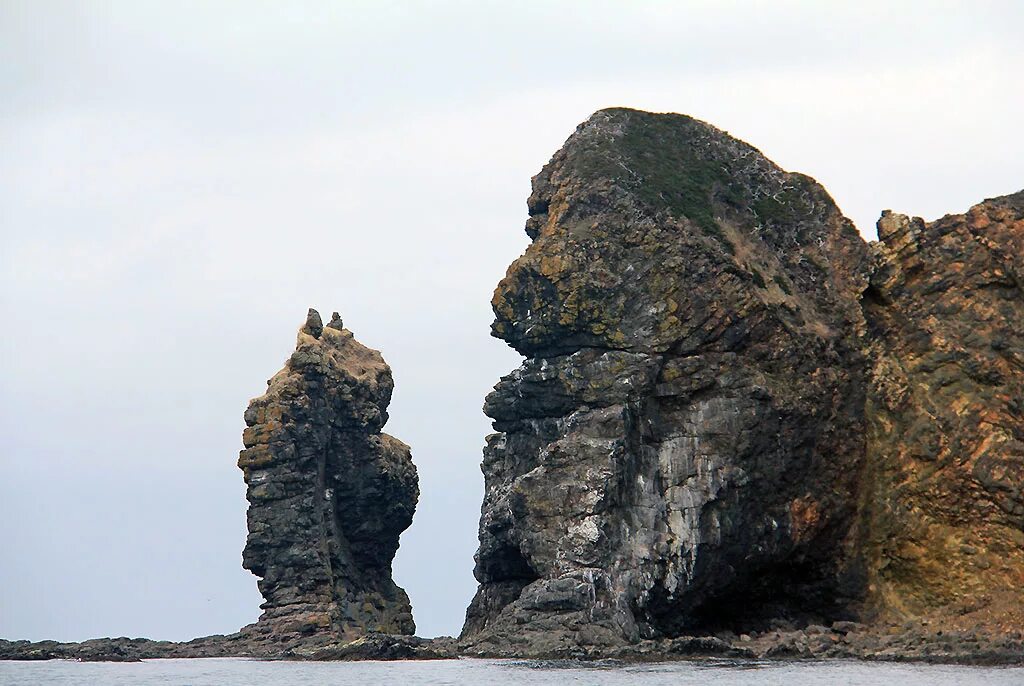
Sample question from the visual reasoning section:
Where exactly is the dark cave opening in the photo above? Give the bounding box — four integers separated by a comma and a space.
646, 557, 862, 637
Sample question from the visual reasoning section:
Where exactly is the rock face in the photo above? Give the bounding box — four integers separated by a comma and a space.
862, 192, 1024, 630
462, 107, 1024, 656
462, 108, 873, 653
238, 309, 418, 642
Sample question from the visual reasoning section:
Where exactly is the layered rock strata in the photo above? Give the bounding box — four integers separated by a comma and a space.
462, 108, 873, 653
238, 309, 418, 642
861, 192, 1024, 631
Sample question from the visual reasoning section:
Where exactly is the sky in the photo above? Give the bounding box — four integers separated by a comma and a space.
1, 1, 1022, 642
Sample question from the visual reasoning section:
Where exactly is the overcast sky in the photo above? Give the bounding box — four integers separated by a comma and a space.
1, 1, 1022, 641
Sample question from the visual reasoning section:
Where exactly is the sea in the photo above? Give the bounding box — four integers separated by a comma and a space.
2, 658, 1023, 686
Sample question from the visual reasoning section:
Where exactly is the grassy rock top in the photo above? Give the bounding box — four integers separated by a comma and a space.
494, 107, 868, 358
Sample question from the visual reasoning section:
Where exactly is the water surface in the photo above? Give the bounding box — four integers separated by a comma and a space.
2, 657, 1022, 685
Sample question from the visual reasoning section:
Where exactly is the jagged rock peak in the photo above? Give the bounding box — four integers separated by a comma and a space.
463, 108, 870, 656
238, 309, 418, 642
303, 307, 323, 338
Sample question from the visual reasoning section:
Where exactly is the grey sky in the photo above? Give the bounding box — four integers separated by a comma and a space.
1, 1, 1021, 641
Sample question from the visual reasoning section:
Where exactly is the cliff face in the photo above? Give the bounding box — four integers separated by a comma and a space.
3, 115, 1022, 667
238, 309, 418, 641
862, 193, 1024, 630
463, 108, 872, 653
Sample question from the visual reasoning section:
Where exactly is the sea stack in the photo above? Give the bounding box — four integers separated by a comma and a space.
462, 108, 871, 654
238, 309, 418, 642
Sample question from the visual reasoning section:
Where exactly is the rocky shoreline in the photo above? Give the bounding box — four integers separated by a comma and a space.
3, 623, 1023, 665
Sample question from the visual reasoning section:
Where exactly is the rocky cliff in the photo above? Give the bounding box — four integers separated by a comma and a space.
462, 108, 873, 654
3, 112, 1022, 666
862, 192, 1024, 632
238, 309, 418, 644
462, 107, 1024, 656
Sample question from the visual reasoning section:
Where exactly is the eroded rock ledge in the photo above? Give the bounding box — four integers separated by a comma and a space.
4, 623, 1022, 664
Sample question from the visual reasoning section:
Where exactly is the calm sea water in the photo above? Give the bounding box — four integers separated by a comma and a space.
2, 657, 1024, 686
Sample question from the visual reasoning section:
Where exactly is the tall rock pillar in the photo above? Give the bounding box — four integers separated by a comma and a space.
239, 309, 418, 641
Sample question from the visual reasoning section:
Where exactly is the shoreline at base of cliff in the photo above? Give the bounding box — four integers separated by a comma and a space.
3, 622, 1023, 665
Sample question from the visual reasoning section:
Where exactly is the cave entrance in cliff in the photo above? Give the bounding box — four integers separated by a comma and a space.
647, 558, 856, 636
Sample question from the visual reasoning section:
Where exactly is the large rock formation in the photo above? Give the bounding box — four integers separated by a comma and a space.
238, 309, 418, 643
862, 192, 1024, 631
462, 107, 1024, 657
462, 108, 873, 654
2, 112, 1022, 667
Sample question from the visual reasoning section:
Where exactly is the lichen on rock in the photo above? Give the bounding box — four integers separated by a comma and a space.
462, 108, 1024, 658
238, 308, 418, 642
861, 192, 1024, 631
462, 108, 872, 655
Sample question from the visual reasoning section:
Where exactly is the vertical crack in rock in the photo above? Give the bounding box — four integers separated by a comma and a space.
461, 108, 871, 655
862, 192, 1024, 630
238, 309, 418, 642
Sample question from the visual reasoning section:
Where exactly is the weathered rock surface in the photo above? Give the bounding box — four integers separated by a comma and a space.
0, 309, 441, 662
462, 108, 873, 654
238, 308, 418, 644
462, 107, 1024, 659
861, 192, 1024, 633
